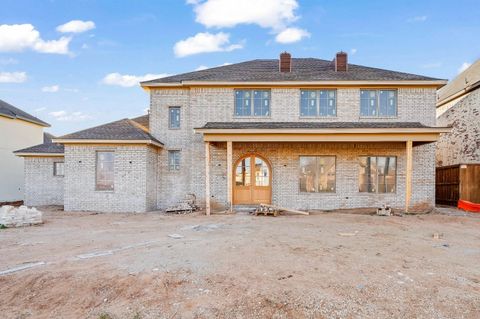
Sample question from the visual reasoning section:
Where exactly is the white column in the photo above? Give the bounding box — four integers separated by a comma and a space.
405, 140, 413, 212
227, 141, 233, 212
205, 142, 211, 215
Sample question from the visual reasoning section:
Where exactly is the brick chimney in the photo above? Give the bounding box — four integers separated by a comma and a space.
279, 52, 292, 72
334, 51, 348, 72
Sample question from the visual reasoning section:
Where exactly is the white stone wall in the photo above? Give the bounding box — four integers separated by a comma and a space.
150, 87, 437, 210
24, 157, 64, 206
436, 89, 480, 166
64, 144, 157, 213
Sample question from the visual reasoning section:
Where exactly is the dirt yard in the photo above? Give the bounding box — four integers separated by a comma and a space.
1, 207, 479, 319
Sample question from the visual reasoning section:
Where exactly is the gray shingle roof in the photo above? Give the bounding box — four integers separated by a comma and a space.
14, 142, 64, 155
198, 122, 433, 130
0, 99, 50, 127
57, 118, 162, 145
131, 114, 149, 129
142, 58, 444, 85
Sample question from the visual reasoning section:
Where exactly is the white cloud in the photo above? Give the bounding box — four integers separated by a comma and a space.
275, 27, 310, 43
350, 48, 357, 55
408, 15, 427, 23
458, 62, 471, 74
41, 85, 60, 93
49, 110, 92, 121
190, 0, 299, 30
56, 20, 95, 33
195, 62, 231, 71
102, 72, 170, 87
64, 88, 80, 93
0, 24, 71, 54
0, 71, 27, 83
34, 107, 46, 112
174, 32, 242, 57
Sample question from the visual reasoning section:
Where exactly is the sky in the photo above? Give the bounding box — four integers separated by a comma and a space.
0, 0, 479, 135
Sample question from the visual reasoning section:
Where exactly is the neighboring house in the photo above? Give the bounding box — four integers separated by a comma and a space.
435, 59, 480, 206
16, 52, 450, 213
0, 99, 49, 202
436, 59, 480, 166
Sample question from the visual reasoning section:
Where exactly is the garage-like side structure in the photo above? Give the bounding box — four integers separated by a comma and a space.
15, 116, 163, 212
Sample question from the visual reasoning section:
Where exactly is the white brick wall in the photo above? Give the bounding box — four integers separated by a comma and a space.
64, 144, 158, 213
208, 142, 435, 211
24, 157, 64, 206
150, 87, 437, 211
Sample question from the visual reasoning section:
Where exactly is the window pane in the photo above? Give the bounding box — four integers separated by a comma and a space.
299, 156, 317, 192
235, 158, 250, 186
54, 162, 64, 176
169, 107, 180, 128
359, 156, 376, 192
359, 156, 396, 193
168, 150, 180, 170
360, 90, 377, 116
96, 151, 114, 190
253, 90, 270, 116
319, 90, 336, 116
318, 156, 336, 192
254, 157, 269, 186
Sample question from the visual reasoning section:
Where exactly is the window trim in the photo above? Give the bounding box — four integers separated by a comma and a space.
298, 155, 337, 194
233, 89, 271, 118
53, 161, 64, 177
168, 106, 181, 129
95, 150, 115, 192
299, 89, 337, 118
358, 155, 397, 194
168, 149, 181, 171
360, 89, 398, 118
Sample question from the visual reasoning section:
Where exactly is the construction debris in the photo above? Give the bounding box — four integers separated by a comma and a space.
254, 204, 309, 217
0, 205, 43, 227
168, 234, 184, 239
376, 205, 392, 216
165, 193, 199, 214
338, 230, 359, 237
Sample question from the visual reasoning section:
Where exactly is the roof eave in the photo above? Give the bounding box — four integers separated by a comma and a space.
0, 113, 50, 127
142, 80, 448, 88
14, 152, 64, 157
194, 127, 452, 134
52, 139, 163, 148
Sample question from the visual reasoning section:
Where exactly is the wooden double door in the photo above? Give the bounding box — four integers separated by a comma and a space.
233, 154, 271, 205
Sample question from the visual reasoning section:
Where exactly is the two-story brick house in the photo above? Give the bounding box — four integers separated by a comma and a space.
16, 52, 449, 213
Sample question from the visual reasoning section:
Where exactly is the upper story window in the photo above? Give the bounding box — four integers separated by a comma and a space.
169, 107, 181, 129
300, 90, 337, 117
96, 151, 114, 191
360, 90, 397, 117
53, 162, 64, 177
234, 90, 270, 117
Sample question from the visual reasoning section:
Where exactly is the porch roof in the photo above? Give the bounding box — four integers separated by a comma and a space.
195, 122, 451, 143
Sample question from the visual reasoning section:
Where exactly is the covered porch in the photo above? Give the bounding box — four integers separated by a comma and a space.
195, 122, 450, 215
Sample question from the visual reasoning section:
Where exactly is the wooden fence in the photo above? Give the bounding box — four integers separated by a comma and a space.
436, 164, 480, 206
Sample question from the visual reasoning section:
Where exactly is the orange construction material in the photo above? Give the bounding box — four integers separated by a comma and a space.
458, 200, 480, 213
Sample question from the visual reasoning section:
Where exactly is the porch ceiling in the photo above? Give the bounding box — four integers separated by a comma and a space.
195, 122, 451, 143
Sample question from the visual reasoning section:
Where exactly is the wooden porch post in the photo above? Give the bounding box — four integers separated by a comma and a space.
405, 140, 413, 212
227, 141, 233, 212
205, 141, 211, 215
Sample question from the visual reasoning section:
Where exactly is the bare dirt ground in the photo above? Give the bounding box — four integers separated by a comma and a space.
1, 206, 479, 319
